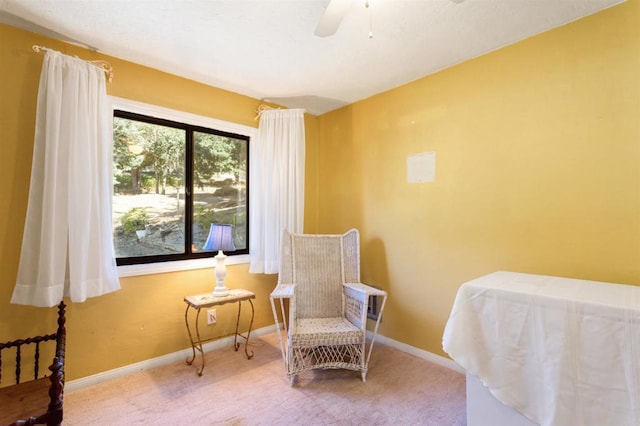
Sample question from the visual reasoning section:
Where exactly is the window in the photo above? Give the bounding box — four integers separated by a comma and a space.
110, 98, 254, 272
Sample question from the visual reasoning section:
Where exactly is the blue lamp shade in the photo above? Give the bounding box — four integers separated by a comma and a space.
203, 224, 236, 252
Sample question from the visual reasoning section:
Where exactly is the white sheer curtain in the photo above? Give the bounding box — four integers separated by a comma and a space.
12, 49, 120, 307
249, 109, 305, 274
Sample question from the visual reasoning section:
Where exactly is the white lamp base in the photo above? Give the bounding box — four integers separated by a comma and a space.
212, 285, 229, 297
212, 250, 229, 297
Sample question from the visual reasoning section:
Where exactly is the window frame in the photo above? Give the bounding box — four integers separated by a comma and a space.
109, 96, 255, 277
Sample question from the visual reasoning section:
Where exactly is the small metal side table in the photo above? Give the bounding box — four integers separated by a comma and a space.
184, 289, 255, 376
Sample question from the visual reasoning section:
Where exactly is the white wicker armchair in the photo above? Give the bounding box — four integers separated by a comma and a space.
270, 228, 387, 385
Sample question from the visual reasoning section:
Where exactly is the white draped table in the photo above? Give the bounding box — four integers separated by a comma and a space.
443, 271, 640, 426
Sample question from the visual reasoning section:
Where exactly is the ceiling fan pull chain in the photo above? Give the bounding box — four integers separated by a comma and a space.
366, 0, 373, 38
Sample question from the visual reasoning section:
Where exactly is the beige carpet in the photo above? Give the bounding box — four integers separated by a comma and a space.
64, 333, 466, 425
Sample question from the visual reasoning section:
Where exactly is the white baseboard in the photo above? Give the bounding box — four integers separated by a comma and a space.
370, 331, 465, 374
65, 324, 278, 392
66, 326, 461, 392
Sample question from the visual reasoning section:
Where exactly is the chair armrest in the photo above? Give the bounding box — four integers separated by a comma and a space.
343, 282, 387, 301
344, 283, 387, 367
270, 283, 295, 299
343, 282, 387, 330
270, 284, 295, 367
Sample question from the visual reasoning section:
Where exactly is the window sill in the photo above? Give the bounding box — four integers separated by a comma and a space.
117, 254, 250, 278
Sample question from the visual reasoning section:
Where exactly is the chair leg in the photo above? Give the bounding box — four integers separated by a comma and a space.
289, 375, 296, 386
361, 371, 367, 383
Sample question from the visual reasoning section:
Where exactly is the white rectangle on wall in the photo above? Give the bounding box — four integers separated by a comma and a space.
407, 151, 436, 183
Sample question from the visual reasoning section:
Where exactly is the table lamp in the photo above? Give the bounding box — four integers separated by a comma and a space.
203, 223, 236, 297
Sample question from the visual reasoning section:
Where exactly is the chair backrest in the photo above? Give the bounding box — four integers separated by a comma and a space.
279, 229, 360, 319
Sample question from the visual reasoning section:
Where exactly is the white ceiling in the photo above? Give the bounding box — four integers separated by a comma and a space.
0, 0, 625, 115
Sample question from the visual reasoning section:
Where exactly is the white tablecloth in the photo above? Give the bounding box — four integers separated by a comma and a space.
442, 271, 640, 426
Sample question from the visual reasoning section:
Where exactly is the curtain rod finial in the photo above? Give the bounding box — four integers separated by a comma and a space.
255, 104, 277, 121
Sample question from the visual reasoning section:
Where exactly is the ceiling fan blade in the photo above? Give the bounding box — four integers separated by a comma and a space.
314, 0, 354, 37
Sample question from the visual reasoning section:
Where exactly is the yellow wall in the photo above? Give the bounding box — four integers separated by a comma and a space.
1, 0, 639, 381
318, 1, 640, 355
0, 24, 319, 381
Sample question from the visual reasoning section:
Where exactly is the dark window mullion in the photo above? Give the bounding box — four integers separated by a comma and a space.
185, 128, 194, 254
